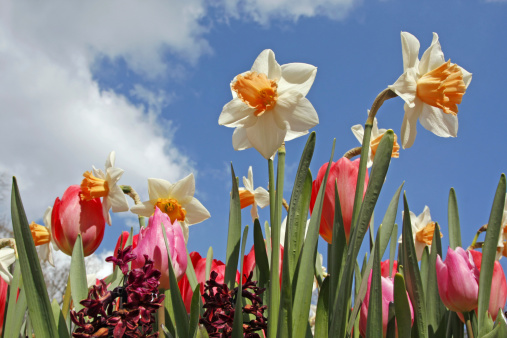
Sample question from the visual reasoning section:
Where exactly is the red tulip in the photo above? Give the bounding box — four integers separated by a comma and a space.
436, 247, 480, 313
0, 278, 7, 336
380, 259, 398, 279
178, 252, 240, 313
132, 207, 187, 289
51, 185, 105, 256
243, 243, 284, 285
469, 250, 507, 321
113, 231, 139, 255
310, 157, 368, 243
359, 273, 414, 337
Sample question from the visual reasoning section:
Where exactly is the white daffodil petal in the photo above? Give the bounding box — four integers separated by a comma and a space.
460, 67, 473, 88
415, 241, 426, 261
277, 96, 319, 133
251, 49, 281, 80
351, 124, 365, 144
401, 31, 421, 71
419, 104, 458, 138
103, 198, 112, 226
38, 244, 54, 267
418, 206, 433, 228
219, 98, 257, 127
278, 63, 317, 96
419, 33, 445, 74
400, 103, 422, 149
183, 198, 211, 225
171, 174, 196, 203
106, 167, 124, 186
108, 184, 129, 213
0, 247, 15, 284
243, 167, 254, 191
246, 114, 287, 159
253, 187, 270, 208
106, 151, 115, 169
232, 127, 252, 151
147, 178, 172, 201
250, 203, 259, 221
130, 202, 156, 217
388, 69, 418, 107
92, 167, 106, 180
284, 130, 309, 142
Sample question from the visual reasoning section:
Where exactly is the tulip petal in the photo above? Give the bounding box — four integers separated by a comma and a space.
278, 63, 317, 96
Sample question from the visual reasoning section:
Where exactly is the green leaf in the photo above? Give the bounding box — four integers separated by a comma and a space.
446, 312, 464, 338
314, 277, 330, 338
6, 278, 27, 338
70, 234, 88, 313
278, 215, 293, 338
478, 174, 506, 336
366, 229, 383, 337
389, 223, 398, 277
225, 163, 242, 290
386, 302, 396, 338
286, 132, 315, 280
188, 284, 201, 338
401, 193, 427, 338
51, 299, 70, 338
482, 311, 507, 338
420, 247, 429, 298
161, 223, 189, 338
426, 225, 447, 338
253, 219, 270, 308
10, 177, 58, 337
205, 246, 213, 286
394, 273, 412, 338
196, 325, 210, 338
331, 130, 394, 337
161, 324, 174, 338
447, 188, 462, 249
292, 140, 335, 338
232, 225, 249, 338
3, 260, 24, 338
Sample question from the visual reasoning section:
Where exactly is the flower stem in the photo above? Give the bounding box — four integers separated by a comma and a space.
464, 311, 475, 338
120, 185, 146, 228
343, 147, 362, 160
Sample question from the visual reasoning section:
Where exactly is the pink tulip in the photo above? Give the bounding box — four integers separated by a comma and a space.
469, 250, 507, 321
0, 277, 7, 336
310, 157, 368, 244
178, 252, 240, 313
436, 247, 480, 313
132, 207, 187, 289
359, 273, 414, 337
51, 185, 105, 256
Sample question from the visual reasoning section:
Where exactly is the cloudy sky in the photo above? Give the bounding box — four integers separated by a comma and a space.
1, 0, 507, 275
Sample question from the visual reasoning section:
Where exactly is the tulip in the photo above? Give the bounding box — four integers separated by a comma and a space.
243, 243, 284, 285
380, 259, 398, 279
132, 207, 187, 289
113, 231, 139, 255
0, 277, 7, 335
469, 250, 507, 321
178, 252, 239, 313
51, 185, 105, 256
436, 247, 480, 313
310, 157, 368, 243
359, 273, 414, 337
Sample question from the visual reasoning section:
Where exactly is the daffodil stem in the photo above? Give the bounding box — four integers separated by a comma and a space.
464, 312, 475, 338
351, 88, 397, 231
343, 147, 362, 159
120, 185, 146, 228
469, 224, 487, 249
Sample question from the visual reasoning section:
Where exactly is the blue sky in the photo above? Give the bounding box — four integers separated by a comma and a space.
1, 0, 507, 274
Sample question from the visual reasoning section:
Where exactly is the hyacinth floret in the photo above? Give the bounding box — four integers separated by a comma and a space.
200, 271, 267, 337
70, 245, 164, 338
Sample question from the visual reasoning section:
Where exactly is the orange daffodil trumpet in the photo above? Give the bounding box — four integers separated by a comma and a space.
398, 206, 443, 261
219, 49, 319, 159
130, 174, 210, 243
29, 206, 57, 266
351, 114, 400, 168
239, 166, 269, 222
80, 151, 129, 226
389, 32, 472, 149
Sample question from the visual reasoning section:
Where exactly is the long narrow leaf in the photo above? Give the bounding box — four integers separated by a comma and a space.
278, 215, 293, 338
3, 260, 23, 337
51, 299, 70, 338
188, 284, 201, 338
447, 188, 462, 249
161, 223, 189, 338
365, 229, 382, 337
314, 277, 330, 338
330, 131, 394, 338
232, 226, 249, 338
401, 193, 427, 338
225, 164, 242, 290
11, 177, 58, 337
70, 234, 88, 313
478, 174, 506, 335
292, 140, 335, 338
393, 273, 412, 337
426, 225, 446, 337
253, 219, 270, 311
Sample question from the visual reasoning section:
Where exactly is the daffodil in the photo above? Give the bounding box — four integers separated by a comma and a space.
495, 194, 507, 259
29, 206, 56, 266
81, 151, 129, 225
0, 246, 16, 284
398, 205, 443, 261
130, 174, 210, 242
351, 114, 400, 168
239, 166, 269, 221
219, 49, 319, 159
388, 32, 472, 149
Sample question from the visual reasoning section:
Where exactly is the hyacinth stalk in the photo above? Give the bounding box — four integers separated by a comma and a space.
5, 33, 507, 338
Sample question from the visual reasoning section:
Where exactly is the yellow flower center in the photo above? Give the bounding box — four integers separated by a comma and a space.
232, 71, 278, 117
155, 198, 186, 223
29, 222, 51, 246
370, 133, 400, 159
416, 60, 466, 116
415, 222, 443, 246
239, 189, 255, 209
81, 171, 109, 200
